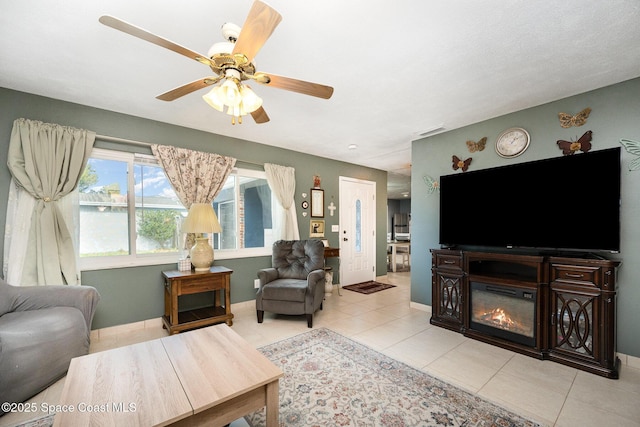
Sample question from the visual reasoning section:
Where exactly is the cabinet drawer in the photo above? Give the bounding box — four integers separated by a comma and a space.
435, 254, 462, 270
178, 275, 226, 295
551, 264, 598, 286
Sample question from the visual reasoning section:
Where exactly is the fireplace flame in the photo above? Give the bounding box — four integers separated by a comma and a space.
481, 308, 518, 329
471, 291, 535, 338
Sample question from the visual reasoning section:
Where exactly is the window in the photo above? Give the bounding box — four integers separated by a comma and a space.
213, 168, 279, 256
78, 149, 186, 270
79, 148, 277, 270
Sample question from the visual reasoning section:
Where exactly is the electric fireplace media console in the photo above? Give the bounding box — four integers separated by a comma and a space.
430, 249, 621, 378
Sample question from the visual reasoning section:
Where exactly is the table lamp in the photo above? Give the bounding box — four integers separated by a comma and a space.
182, 203, 222, 271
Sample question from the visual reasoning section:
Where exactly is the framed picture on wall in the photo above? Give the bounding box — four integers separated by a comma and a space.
310, 188, 324, 217
310, 220, 325, 237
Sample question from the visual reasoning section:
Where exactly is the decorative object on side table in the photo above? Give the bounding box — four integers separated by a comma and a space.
557, 130, 592, 155
182, 203, 221, 271
177, 258, 191, 271
495, 127, 530, 158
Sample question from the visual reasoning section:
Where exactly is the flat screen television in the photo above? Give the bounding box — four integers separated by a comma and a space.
439, 147, 621, 253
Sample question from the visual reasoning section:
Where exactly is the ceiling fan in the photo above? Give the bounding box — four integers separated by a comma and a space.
99, 1, 333, 124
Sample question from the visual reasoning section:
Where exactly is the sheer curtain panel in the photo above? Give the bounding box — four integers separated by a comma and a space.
4, 118, 95, 285
264, 163, 300, 240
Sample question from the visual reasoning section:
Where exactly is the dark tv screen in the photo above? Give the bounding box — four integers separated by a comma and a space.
439, 147, 621, 253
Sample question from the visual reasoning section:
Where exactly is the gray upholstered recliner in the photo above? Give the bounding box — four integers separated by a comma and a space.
0, 278, 100, 413
256, 239, 325, 328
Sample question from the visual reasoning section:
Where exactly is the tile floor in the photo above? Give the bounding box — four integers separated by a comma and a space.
2, 271, 640, 426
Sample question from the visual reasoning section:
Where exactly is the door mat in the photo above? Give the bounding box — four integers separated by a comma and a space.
342, 281, 396, 294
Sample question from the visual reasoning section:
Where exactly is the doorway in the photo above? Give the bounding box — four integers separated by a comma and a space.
339, 176, 376, 286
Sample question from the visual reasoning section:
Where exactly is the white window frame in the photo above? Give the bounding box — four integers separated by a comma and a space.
79, 149, 274, 271
79, 148, 184, 271
214, 167, 276, 260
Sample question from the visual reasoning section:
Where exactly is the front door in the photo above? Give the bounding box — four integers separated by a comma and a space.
339, 176, 376, 285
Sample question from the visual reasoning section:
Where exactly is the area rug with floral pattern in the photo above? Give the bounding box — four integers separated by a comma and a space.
245, 328, 542, 427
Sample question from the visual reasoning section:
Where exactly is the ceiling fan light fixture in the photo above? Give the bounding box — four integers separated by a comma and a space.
207, 41, 234, 58
239, 85, 262, 113
202, 86, 225, 112
100, 3, 332, 126
203, 77, 262, 123
219, 79, 242, 106
226, 105, 242, 116
226, 105, 246, 125
220, 22, 241, 43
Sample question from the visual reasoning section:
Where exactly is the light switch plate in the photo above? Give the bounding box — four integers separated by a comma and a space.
331, 225, 339, 232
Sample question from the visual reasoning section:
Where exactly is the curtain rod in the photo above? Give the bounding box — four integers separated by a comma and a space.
95, 133, 263, 167
96, 134, 151, 147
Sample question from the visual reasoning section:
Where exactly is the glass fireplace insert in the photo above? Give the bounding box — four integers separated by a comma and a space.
470, 281, 536, 347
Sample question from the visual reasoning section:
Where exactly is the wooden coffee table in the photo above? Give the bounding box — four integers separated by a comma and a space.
53, 324, 283, 426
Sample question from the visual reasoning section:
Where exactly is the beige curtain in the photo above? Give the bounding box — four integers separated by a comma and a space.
4, 118, 95, 285
264, 163, 300, 240
151, 144, 236, 246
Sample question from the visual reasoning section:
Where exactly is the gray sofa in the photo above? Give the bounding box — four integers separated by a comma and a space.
0, 278, 100, 413
256, 239, 325, 328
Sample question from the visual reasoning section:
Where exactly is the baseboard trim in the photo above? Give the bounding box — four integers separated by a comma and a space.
410, 301, 431, 313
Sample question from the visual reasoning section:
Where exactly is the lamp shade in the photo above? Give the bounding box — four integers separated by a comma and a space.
202, 86, 225, 112
239, 85, 263, 113
182, 203, 221, 234
202, 75, 263, 124
219, 79, 241, 107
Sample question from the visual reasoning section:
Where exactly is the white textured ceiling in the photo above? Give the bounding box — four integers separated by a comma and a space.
1, 1, 639, 198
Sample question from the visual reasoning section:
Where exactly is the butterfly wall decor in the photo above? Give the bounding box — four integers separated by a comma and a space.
558, 107, 591, 128
557, 130, 592, 155
466, 137, 487, 153
423, 175, 440, 194
452, 155, 472, 172
619, 138, 640, 171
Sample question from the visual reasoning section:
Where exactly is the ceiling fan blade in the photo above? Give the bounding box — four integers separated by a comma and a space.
232, 1, 282, 63
99, 15, 214, 68
156, 77, 222, 101
251, 106, 270, 124
255, 73, 334, 99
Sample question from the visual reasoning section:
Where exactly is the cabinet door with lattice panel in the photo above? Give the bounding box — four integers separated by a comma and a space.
550, 286, 599, 361
430, 249, 465, 331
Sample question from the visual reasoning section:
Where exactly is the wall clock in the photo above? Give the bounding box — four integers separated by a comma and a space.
495, 127, 530, 158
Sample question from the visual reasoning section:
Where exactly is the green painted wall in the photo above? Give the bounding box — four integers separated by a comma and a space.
0, 87, 388, 329
411, 77, 640, 357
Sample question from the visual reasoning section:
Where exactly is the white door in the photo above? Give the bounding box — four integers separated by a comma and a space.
339, 177, 376, 285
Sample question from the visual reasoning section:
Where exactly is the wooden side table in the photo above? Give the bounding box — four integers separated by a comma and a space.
324, 247, 340, 296
162, 266, 234, 334
324, 246, 340, 259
